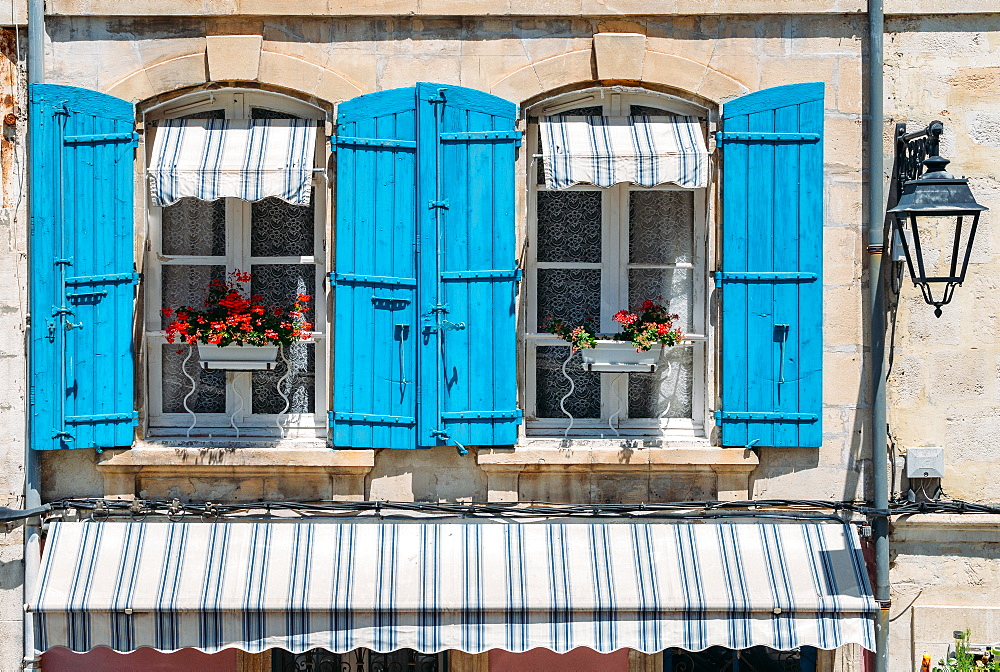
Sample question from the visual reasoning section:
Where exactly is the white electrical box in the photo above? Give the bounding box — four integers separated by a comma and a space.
906, 447, 945, 479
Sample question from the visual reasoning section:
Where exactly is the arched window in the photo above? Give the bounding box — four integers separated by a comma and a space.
523, 88, 711, 439
143, 90, 329, 438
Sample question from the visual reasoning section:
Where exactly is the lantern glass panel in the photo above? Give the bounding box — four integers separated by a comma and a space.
908, 212, 979, 283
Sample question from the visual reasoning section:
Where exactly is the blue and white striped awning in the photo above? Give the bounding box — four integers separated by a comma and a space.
539, 114, 709, 190
29, 521, 876, 655
148, 119, 316, 207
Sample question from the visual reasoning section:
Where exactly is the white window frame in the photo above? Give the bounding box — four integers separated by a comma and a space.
522, 88, 714, 439
141, 90, 330, 439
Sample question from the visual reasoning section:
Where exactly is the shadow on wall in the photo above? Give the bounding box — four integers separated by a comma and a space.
366, 445, 489, 502
39, 449, 104, 501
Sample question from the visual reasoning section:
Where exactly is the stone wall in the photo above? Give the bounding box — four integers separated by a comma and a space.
883, 15, 1000, 672
0, 26, 27, 672
7, 8, 1000, 672
35, 12, 871, 507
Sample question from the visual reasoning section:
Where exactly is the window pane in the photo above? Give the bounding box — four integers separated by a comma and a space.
251, 194, 315, 257
630, 104, 669, 116
161, 343, 226, 414
535, 346, 600, 419
161, 265, 226, 329
537, 191, 602, 263
250, 108, 301, 120
629, 191, 694, 264
629, 268, 693, 332
628, 346, 693, 419
537, 268, 601, 328
252, 342, 315, 414
162, 198, 226, 256
554, 106, 604, 116
250, 264, 317, 314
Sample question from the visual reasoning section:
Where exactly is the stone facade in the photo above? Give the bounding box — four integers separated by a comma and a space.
0, 25, 27, 672
0, 3, 998, 672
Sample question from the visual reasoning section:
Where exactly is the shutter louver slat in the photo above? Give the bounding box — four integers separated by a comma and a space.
718, 82, 824, 449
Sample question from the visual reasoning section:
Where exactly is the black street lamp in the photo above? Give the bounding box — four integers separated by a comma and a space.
888, 148, 988, 317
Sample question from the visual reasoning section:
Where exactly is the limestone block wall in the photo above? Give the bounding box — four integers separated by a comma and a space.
0, 26, 26, 672
881, 15, 1000, 672
33, 13, 871, 507
885, 14, 1000, 505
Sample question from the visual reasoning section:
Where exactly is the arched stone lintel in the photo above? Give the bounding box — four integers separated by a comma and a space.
490, 49, 749, 107
106, 49, 362, 105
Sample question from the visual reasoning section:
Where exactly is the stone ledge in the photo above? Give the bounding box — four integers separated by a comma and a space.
99, 443, 374, 470
479, 443, 758, 470
96, 444, 375, 500
891, 513, 1000, 543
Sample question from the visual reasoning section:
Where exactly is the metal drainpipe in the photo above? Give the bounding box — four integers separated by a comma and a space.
868, 2, 891, 672
24, 0, 44, 668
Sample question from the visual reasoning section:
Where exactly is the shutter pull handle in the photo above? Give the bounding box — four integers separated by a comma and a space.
775, 324, 791, 386
65, 320, 83, 331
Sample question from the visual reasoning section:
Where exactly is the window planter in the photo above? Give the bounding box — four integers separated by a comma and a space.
197, 343, 279, 371
580, 341, 659, 372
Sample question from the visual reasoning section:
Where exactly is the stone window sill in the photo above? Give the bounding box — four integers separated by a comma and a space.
478, 442, 758, 502
96, 441, 374, 501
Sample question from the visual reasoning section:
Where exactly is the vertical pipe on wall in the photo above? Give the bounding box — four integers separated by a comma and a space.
867, 2, 890, 672
24, 0, 43, 668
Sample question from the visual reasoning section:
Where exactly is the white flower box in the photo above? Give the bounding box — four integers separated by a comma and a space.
197, 343, 279, 371
580, 340, 659, 372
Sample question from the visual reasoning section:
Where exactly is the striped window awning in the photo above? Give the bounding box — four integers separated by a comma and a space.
148, 119, 317, 207
29, 520, 876, 655
539, 115, 709, 190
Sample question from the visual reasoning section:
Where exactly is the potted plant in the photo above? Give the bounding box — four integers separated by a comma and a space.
542, 298, 683, 372
162, 269, 313, 371
934, 630, 1000, 672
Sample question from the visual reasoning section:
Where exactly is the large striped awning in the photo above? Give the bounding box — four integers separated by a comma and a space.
29, 520, 876, 655
148, 119, 316, 207
539, 115, 709, 190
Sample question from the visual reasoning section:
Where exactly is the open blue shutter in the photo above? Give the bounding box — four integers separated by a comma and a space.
419, 83, 522, 449
331, 88, 419, 449
717, 82, 824, 448
29, 84, 138, 451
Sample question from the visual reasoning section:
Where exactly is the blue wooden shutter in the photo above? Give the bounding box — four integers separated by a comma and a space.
333, 84, 521, 449
331, 88, 420, 449
417, 83, 522, 450
29, 84, 138, 451
717, 82, 824, 448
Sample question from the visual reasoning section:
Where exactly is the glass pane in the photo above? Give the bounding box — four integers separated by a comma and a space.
251, 194, 315, 257
535, 345, 600, 419
250, 108, 301, 120
630, 104, 669, 116
536, 191, 602, 263
161, 265, 226, 329
537, 268, 601, 329
252, 342, 316, 414
554, 106, 604, 116
161, 343, 226, 414
629, 191, 694, 264
628, 346, 693, 419
250, 264, 317, 315
176, 109, 226, 120
629, 268, 693, 332
162, 198, 226, 257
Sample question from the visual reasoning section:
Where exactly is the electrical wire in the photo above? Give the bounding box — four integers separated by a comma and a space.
39, 497, 1000, 525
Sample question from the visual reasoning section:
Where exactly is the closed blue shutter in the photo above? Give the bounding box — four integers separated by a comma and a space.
420, 83, 522, 449
333, 84, 521, 449
717, 82, 824, 448
29, 84, 138, 451
331, 88, 419, 449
